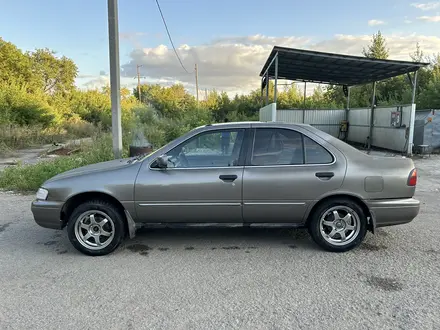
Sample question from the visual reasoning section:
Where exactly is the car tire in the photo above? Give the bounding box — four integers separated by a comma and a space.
308, 198, 367, 252
67, 200, 126, 256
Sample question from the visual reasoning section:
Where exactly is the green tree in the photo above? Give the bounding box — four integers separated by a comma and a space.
29, 48, 78, 94
410, 42, 424, 62
136, 84, 196, 117
418, 54, 440, 109
0, 38, 39, 91
362, 31, 389, 59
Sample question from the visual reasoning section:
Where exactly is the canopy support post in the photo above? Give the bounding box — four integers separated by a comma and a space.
265, 70, 269, 105
303, 82, 307, 108
345, 86, 350, 120
411, 70, 418, 104
407, 70, 418, 156
368, 81, 377, 151
302, 82, 307, 123
274, 54, 278, 104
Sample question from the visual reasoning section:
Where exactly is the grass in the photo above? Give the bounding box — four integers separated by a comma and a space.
0, 122, 97, 150
0, 141, 13, 157
0, 134, 118, 192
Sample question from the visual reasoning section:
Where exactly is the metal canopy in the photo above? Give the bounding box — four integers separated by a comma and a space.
260, 46, 429, 86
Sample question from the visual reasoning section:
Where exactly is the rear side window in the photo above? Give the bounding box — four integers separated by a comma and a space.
304, 136, 333, 164
251, 128, 333, 166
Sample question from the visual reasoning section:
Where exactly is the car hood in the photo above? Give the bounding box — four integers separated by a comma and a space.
46, 158, 137, 183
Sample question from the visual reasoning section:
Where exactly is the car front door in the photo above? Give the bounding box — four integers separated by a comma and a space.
135, 128, 247, 223
242, 126, 346, 224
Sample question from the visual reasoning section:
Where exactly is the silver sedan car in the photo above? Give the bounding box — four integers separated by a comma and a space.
31, 122, 420, 255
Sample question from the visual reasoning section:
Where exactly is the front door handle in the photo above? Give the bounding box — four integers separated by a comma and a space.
219, 174, 238, 182
315, 172, 334, 179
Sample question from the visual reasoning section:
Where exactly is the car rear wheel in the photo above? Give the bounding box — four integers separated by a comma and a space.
308, 198, 367, 252
67, 200, 126, 256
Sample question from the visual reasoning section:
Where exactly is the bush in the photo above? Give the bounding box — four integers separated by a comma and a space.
0, 82, 58, 127
63, 119, 98, 138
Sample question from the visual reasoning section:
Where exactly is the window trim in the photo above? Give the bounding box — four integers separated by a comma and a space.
303, 135, 334, 165
149, 128, 248, 170
246, 128, 336, 168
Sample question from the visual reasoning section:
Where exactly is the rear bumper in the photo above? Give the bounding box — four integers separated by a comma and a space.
367, 198, 420, 228
31, 200, 64, 229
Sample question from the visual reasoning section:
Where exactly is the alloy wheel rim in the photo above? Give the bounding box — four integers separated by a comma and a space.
319, 206, 361, 246
74, 210, 115, 250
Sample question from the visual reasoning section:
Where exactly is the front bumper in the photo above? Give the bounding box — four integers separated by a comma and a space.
367, 198, 420, 228
31, 200, 64, 229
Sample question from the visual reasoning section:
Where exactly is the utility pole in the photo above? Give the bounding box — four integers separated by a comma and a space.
107, 0, 122, 159
195, 63, 199, 104
136, 64, 142, 103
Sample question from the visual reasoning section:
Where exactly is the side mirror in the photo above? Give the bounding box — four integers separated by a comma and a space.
155, 155, 168, 169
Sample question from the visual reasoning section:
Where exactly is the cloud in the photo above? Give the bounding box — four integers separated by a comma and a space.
81, 76, 109, 89
78, 33, 440, 95
404, 19, 413, 23
119, 35, 311, 95
77, 74, 97, 79
417, 15, 440, 21
312, 33, 440, 60
411, 2, 440, 10
119, 32, 148, 40
99, 70, 107, 76
119, 32, 148, 49
368, 19, 385, 26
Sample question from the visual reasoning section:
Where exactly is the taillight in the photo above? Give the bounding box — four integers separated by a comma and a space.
408, 168, 417, 186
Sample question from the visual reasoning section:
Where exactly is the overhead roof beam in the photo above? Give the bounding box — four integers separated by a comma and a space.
260, 46, 430, 86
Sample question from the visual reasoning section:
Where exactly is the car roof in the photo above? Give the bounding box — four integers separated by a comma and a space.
202, 121, 312, 129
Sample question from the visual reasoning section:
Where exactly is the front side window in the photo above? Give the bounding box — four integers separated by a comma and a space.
165, 129, 244, 168
251, 129, 304, 166
250, 128, 333, 166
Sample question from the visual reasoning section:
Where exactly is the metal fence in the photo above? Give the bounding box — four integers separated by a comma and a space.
414, 109, 440, 149
347, 105, 414, 153
276, 109, 346, 137
260, 104, 416, 154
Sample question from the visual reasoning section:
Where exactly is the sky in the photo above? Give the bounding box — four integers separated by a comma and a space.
1, 0, 440, 95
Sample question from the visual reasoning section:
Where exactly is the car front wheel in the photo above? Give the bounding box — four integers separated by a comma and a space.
67, 200, 126, 256
308, 198, 367, 252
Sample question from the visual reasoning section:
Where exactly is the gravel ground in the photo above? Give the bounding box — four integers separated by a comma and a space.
1, 156, 440, 330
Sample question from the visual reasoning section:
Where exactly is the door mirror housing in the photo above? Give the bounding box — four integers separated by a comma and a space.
154, 155, 168, 169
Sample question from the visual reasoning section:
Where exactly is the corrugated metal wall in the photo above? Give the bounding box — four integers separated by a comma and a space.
259, 103, 275, 121
370, 105, 412, 152
346, 105, 413, 151
346, 108, 370, 144
275, 109, 346, 137
304, 110, 346, 137
414, 109, 440, 149
260, 105, 416, 153
276, 110, 303, 123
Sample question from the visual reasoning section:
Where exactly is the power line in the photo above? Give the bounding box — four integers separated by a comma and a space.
154, 0, 193, 74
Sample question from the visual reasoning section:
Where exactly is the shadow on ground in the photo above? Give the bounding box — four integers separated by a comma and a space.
17, 224, 392, 256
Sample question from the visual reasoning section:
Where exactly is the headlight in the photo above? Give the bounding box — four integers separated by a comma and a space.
36, 188, 49, 200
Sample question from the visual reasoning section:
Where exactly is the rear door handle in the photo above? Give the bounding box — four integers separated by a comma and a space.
219, 174, 238, 182
315, 172, 334, 179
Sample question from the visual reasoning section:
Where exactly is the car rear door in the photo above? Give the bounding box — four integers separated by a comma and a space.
242, 126, 346, 224
134, 127, 248, 223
